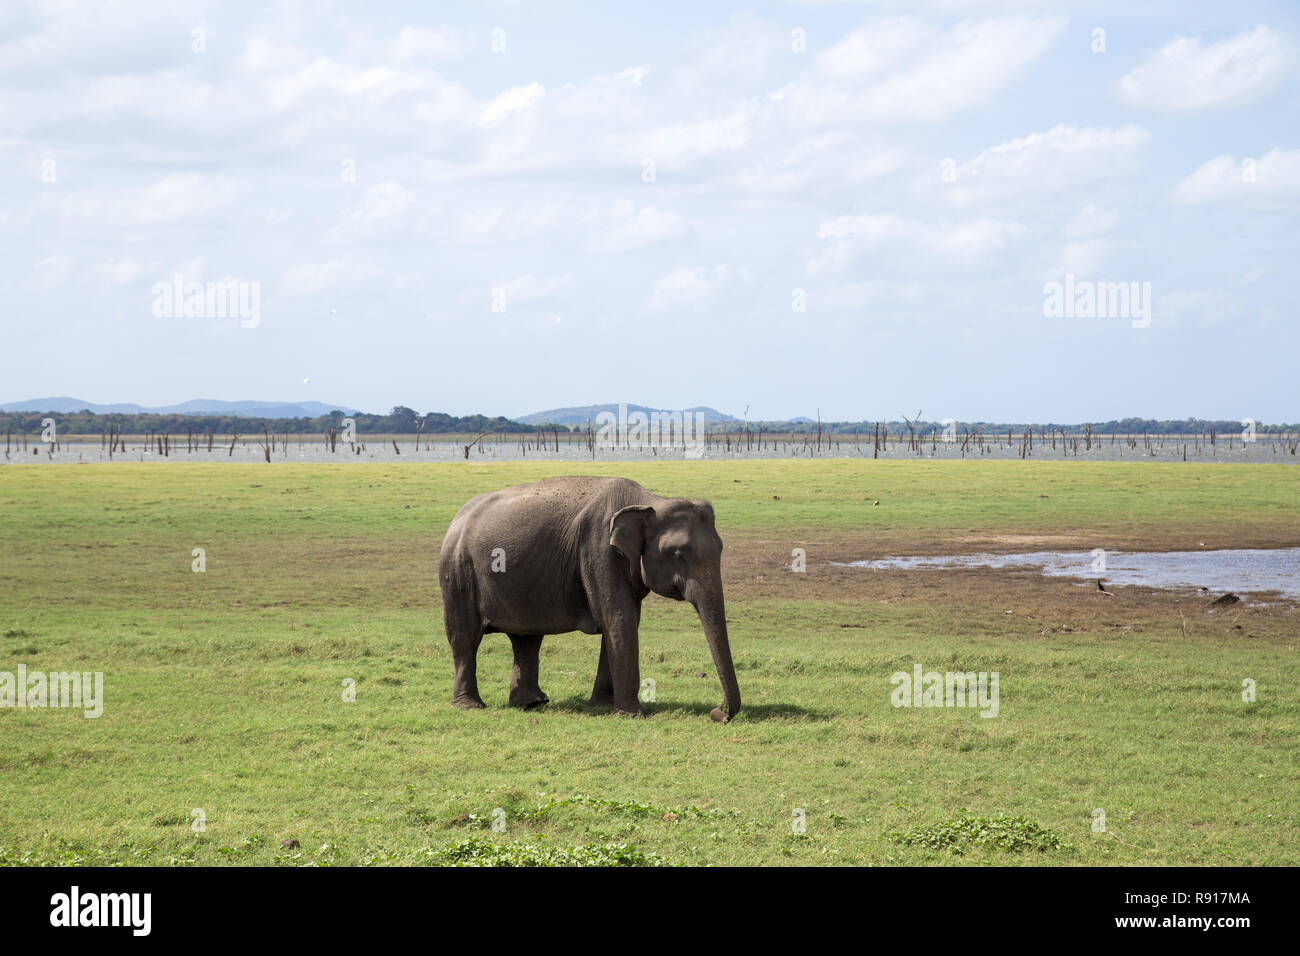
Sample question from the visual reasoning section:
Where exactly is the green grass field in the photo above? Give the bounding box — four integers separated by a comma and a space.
0, 460, 1296, 866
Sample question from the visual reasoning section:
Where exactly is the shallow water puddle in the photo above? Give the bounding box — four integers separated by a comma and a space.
834, 548, 1300, 599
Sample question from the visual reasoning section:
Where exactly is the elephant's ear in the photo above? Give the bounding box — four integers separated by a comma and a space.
609, 505, 654, 585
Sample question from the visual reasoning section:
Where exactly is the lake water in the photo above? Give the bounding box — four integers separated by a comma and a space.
835, 548, 1300, 599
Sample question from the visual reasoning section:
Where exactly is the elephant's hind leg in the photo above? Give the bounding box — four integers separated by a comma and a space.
443, 587, 486, 709
507, 634, 549, 709
588, 635, 615, 708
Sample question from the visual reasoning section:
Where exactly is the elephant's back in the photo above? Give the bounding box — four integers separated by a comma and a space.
452, 476, 642, 523
439, 475, 642, 562
439, 489, 498, 558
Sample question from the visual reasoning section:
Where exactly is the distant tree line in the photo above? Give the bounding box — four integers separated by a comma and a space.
1, 407, 1292, 438
0, 406, 543, 435
756, 418, 1297, 436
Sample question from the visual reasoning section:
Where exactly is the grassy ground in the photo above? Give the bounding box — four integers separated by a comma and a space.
0, 460, 1296, 866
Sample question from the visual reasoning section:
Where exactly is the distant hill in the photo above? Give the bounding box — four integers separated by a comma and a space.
0, 397, 359, 418
518, 403, 741, 426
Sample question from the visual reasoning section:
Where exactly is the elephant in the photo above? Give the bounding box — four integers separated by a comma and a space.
437, 476, 740, 722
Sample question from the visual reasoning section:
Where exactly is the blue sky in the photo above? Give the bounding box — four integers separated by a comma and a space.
2, 0, 1297, 421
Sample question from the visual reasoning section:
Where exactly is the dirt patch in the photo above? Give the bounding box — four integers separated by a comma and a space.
717, 533, 1298, 645
949, 533, 1094, 551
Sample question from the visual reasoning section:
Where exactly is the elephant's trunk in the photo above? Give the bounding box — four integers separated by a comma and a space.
692, 587, 741, 722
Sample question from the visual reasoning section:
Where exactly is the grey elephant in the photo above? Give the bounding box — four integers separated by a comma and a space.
437, 476, 740, 721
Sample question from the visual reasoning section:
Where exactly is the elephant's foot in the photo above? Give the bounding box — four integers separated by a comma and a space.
590, 685, 643, 715
508, 687, 550, 710
451, 693, 486, 709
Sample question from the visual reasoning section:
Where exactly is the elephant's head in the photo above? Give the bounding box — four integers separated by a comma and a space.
610, 499, 741, 722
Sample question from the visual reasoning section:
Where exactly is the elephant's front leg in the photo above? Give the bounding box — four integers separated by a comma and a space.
603, 612, 645, 717
507, 634, 549, 709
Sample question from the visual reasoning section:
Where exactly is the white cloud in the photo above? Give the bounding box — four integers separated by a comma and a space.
143, 174, 243, 224
813, 18, 936, 84
1051, 238, 1136, 278
807, 214, 1026, 276
669, 11, 789, 97
456, 202, 566, 243
1049, 205, 1132, 277
481, 82, 545, 126
329, 181, 421, 240
269, 58, 442, 111
597, 203, 689, 252
34, 254, 73, 289
1172, 148, 1300, 205
1115, 26, 1292, 111
0, 0, 203, 76
41, 174, 242, 229
497, 274, 570, 307
644, 103, 755, 167
942, 125, 1150, 205
650, 265, 746, 312
784, 16, 1067, 124
735, 134, 906, 195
